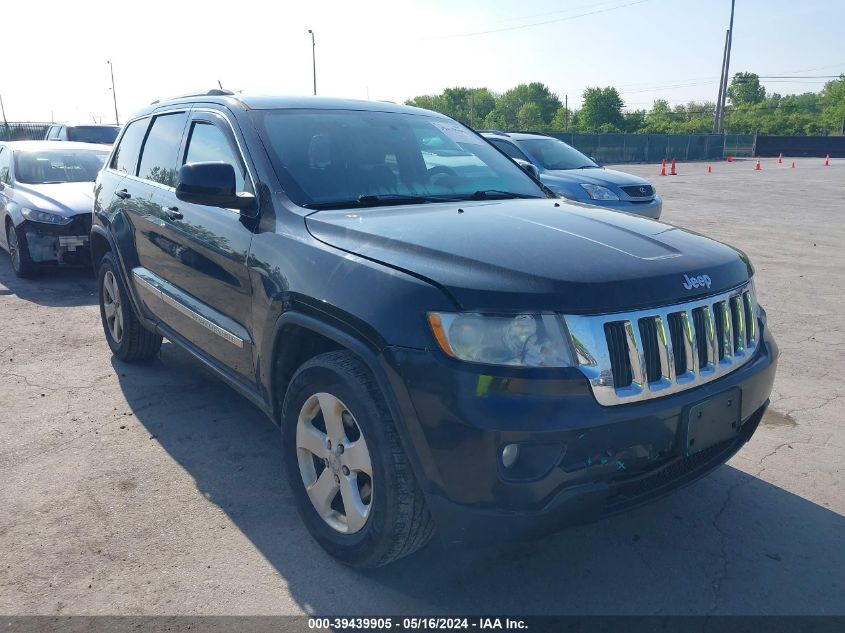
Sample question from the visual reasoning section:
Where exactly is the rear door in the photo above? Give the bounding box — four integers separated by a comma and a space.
143, 108, 256, 378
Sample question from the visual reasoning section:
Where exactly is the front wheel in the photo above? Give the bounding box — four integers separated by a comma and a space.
7, 222, 37, 278
97, 253, 162, 362
281, 351, 436, 567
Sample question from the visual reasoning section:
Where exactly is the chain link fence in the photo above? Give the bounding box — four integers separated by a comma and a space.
543, 133, 726, 164
0, 122, 51, 141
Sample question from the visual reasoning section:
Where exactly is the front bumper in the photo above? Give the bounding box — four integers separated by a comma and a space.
22, 214, 92, 265
583, 195, 663, 219
383, 321, 776, 545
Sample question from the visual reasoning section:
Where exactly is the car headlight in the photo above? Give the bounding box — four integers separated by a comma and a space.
21, 207, 72, 225
427, 312, 576, 367
579, 184, 619, 201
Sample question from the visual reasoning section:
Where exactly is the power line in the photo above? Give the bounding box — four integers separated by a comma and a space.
429, 0, 649, 39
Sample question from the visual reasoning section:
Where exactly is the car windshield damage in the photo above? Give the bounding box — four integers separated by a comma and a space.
520, 138, 598, 171
14, 149, 108, 184
252, 109, 548, 210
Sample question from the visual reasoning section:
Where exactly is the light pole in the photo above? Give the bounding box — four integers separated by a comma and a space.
107, 61, 119, 125
307, 30, 316, 96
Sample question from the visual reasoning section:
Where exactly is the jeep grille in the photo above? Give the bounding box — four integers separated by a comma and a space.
565, 282, 759, 406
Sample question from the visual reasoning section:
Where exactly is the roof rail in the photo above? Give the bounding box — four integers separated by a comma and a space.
477, 129, 510, 136
151, 88, 235, 105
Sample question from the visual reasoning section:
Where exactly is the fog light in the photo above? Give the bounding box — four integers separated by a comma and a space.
501, 444, 520, 468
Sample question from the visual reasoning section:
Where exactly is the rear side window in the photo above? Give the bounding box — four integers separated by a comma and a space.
137, 112, 189, 187
110, 118, 149, 175
490, 138, 529, 161
0, 148, 10, 184
183, 121, 252, 193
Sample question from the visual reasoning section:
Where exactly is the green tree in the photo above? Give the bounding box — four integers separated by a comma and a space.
820, 76, 845, 134
549, 106, 571, 131
642, 99, 673, 133
727, 72, 766, 106
516, 103, 544, 130
579, 86, 624, 131
495, 82, 562, 127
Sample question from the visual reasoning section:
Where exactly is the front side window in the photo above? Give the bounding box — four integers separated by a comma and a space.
183, 121, 252, 193
252, 109, 545, 208
111, 118, 149, 175
519, 138, 597, 170
67, 126, 120, 144
489, 138, 529, 162
137, 112, 189, 187
0, 148, 11, 184
13, 149, 109, 184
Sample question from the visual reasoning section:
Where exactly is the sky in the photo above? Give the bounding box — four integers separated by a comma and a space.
2, 0, 844, 123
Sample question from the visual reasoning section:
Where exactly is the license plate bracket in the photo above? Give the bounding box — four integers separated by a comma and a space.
683, 388, 742, 456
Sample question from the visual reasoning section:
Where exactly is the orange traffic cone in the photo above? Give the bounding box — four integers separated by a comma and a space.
791, 161, 796, 168
824, 154, 830, 166
778, 153, 783, 164
670, 158, 677, 175
707, 165, 712, 173
660, 159, 666, 176
755, 159, 762, 170
727, 155, 733, 162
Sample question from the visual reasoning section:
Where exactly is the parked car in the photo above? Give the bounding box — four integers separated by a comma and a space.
45, 123, 120, 145
91, 91, 777, 568
481, 131, 663, 219
0, 141, 109, 276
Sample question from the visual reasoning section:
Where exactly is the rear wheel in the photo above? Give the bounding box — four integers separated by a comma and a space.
97, 253, 162, 362
281, 350, 436, 567
6, 222, 37, 278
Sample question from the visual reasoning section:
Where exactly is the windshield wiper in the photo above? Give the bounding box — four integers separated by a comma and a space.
575, 165, 598, 169
304, 194, 456, 211
468, 190, 541, 200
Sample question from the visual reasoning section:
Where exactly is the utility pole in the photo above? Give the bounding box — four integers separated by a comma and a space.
714, 0, 736, 134
107, 61, 119, 125
713, 29, 729, 133
0, 94, 9, 140
565, 94, 569, 131
308, 30, 317, 96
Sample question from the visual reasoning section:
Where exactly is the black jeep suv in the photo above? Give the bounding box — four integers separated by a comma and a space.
91, 91, 778, 568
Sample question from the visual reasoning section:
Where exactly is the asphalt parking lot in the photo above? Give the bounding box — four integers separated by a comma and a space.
1, 157, 842, 616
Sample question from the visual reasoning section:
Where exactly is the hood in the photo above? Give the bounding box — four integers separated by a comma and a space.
305, 199, 752, 313
15, 182, 95, 217
541, 167, 651, 189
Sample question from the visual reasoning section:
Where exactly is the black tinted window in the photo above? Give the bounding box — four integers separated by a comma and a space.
490, 139, 529, 161
138, 112, 189, 187
67, 126, 120, 144
111, 118, 149, 175
183, 121, 251, 193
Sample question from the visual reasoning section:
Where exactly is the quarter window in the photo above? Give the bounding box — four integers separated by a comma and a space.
137, 112, 189, 187
111, 118, 149, 175
183, 121, 251, 193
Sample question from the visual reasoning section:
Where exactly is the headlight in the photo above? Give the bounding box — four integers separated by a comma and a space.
579, 184, 619, 201
427, 312, 576, 367
21, 207, 72, 225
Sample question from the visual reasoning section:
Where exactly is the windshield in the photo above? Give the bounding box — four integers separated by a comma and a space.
252, 109, 546, 208
67, 126, 120, 144
520, 138, 597, 170
14, 149, 109, 184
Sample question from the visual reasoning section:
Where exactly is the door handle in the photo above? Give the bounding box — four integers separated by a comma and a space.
163, 206, 183, 220
115, 189, 131, 200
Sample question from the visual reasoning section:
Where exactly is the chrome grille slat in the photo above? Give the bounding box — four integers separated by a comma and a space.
564, 282, 759, 406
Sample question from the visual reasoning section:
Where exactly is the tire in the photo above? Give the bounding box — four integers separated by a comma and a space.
97, 253, 162, 362
6, 222, 37, 278
281, 350, 436, 568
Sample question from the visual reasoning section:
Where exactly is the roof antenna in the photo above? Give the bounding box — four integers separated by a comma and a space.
218, 80, 224, 89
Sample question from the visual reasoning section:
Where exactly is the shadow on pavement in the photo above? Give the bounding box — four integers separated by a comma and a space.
0, 255, 97, 307
115, 342, 845, 616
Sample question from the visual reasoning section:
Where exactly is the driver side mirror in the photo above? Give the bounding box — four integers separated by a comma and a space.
513, 158, 540, 180
176, 162, 255, 212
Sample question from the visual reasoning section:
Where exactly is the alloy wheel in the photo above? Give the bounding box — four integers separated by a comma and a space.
296, 392, 373, 534
102, 270, 124, 343
8, 227, 20, 272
